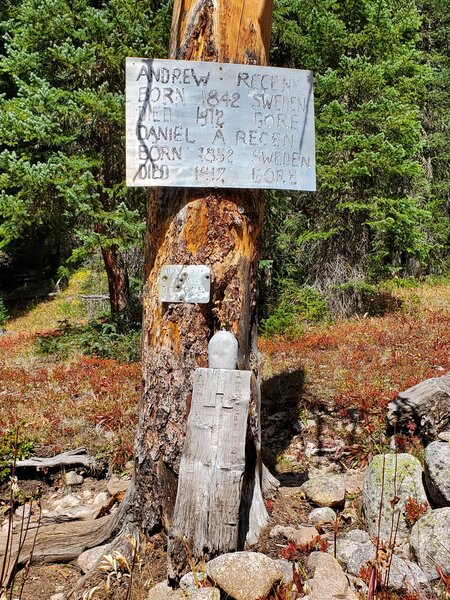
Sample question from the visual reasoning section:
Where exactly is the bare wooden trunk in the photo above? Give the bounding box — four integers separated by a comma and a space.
100, 243, 130, 323
132, 0, 273, 560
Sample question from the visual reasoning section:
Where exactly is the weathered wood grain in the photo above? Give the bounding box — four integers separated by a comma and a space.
13, 448, 98, 470
167, 368, 251, 577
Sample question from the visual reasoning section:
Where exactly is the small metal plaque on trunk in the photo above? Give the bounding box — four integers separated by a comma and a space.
159, 265, 211, 303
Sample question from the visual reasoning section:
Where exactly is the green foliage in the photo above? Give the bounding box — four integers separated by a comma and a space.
0, 427, 34, 484
0, 296, 8, 326
261, 283, 329, 337
0, 0, 171, 318
36, 317, 141, 362
264, 0, 449, 316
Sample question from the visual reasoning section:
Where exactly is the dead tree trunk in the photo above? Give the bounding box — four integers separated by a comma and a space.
100, 243, 131, 323
132, 0, 273, 561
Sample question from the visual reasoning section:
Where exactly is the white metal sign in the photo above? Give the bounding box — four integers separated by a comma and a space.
126, 58, 316, 191
159, 265, 211, 303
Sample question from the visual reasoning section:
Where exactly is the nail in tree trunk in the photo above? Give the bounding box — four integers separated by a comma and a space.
132, 0, 274, 575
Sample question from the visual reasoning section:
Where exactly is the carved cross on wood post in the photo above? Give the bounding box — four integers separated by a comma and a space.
131, 0, 274, 579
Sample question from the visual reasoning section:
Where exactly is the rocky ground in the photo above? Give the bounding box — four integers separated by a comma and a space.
1, 374, 449, 600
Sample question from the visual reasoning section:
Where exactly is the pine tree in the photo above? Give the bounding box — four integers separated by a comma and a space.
267, 0, 442, 309
0, 0, 171, 322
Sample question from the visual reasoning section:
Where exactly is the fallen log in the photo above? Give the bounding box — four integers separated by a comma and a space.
13, 448, 99, 471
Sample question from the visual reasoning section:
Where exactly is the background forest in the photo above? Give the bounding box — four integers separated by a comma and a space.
0, 0, 449, 334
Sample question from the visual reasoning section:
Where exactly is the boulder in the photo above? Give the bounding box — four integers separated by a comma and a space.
331, 530, 428, 592
308, 507, 337, 528
410, 507, 450, 580
387, 374, 450, 442
300, 474, 346, 508
424, 441, 450, 506
363, 454, 429, 552
306, 552, 358, 600
205, 551, 282, 600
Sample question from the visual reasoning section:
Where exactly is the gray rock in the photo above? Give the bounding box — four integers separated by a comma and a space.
274, 559, 293, 585
55, 506, 96, 520
77, 544, 109, 574
438, 431, 450, 442
387, 556, 429, 592
345, 540, 375, 576
93, 491, 109, 505
344, 472, 364, 497
15, 504, 32, 519
424, 441, 450, 506
205, 551, 282, 600
387, 374, 450, 442
65, 471, 84, 486
107, 474, 130, 496
343, 529, 371, 543
307, 552, 358, 600
300, 474, 346, 508
190, 590, 220, 600
308, 507, 337, 528
363, 454, 429, 551
179, 571, 209, 593
410, 507, 450, 580
52, 493, 81, 509
147, 581, 185, 599
332, 530, 428, 592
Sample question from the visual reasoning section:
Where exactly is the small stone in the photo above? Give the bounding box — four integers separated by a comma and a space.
292, 526, 320, 546
330, 532, 375, 573
269, 525, 298, 539
308, 507, 337, 528
93, 492, 109, 506
344, 472, 364, 497
300, 474, 346, 508
307, 552, 358, 600
125, 460, 134, 471
82, 489, 93, 499
147, 581, 185, 599
179, 571, 208, 593
65, 471, 84, 486
53, 494, 81, 509
424, 441, 450, 506
49, 594, 66, 600
56, 506, 96, 520
269, 524, 319, 545
107, 474, 130, 496
438, 431, 450, 442
206, 551, 282, 600
77, 544, 109, 574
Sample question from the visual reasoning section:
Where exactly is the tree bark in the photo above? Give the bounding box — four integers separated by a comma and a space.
132, 0, 273, 554
100, 243, 131, 324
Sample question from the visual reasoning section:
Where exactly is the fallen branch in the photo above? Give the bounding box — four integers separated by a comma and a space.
13, 448, 99, 471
